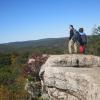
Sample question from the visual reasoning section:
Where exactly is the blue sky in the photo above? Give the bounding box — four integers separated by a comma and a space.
0, 0, 100, 43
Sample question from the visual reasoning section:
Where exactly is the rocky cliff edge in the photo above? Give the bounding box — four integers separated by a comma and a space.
39, 54, 100, 100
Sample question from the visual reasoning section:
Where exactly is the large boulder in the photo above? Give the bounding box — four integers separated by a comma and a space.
39, 54, 100, 100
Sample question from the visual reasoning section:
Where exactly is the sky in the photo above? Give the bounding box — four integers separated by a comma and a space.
0, 0, 100, 43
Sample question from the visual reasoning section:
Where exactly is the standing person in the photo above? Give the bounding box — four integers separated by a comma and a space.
68, 25, 78, 54
79, 28, 87, 54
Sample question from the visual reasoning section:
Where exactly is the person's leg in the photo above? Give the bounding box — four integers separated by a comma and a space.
74, 42, 78, 53
68, 39, 73, 54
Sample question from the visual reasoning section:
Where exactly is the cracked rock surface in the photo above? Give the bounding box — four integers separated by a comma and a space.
39, 54, 100, 100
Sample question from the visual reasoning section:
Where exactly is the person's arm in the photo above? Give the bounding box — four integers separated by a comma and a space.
69, 30, 74, 40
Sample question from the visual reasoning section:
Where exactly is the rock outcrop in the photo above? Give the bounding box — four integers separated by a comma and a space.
39, 54, 100, 100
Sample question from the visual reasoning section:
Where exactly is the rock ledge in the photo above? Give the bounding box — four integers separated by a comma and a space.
39, 54, 100, 100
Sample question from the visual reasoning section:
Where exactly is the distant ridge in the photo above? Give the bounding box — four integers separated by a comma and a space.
0, 37, 68, 54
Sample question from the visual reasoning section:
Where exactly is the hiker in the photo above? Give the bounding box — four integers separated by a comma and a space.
68, 25, 78, 54
79, 28, 87, 54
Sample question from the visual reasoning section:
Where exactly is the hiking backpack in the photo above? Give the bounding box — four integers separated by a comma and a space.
72, 31, 81, 43
80, 34, 87, 44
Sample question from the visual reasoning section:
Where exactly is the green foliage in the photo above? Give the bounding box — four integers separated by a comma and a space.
0, 52, 29, 99
0, 68, 13, 85
8, 83, 22, 93
0, 54, 11, 66
28, 75, 35, 81
88, 26, 100, 55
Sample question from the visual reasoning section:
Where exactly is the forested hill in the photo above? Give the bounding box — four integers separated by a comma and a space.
0, 34, 100, 55
0, 37, 68, 54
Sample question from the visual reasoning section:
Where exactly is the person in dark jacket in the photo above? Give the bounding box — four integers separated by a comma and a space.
69, 25, 74, 40
68, 25, 78, 53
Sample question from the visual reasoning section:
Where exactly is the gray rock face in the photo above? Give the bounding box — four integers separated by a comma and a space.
39, 54, 100, 100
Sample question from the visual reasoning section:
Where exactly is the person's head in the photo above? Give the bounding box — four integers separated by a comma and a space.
79, 28, 84, 33
69, 25, 74, 30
